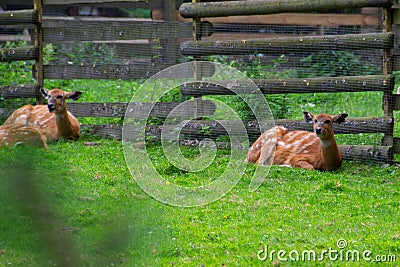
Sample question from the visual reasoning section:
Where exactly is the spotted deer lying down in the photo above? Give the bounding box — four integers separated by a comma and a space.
246, 111, 348, 171
0, 124, 48, 149
3, 88, 82, 141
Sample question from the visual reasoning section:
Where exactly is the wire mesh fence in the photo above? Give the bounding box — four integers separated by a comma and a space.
0, 1, 398, 162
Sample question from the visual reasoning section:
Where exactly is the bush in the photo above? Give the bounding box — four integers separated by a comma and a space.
0, 41, 35, 85
299, 50, 380, 78
57, 42, 119, 65
208, 54, 294, 120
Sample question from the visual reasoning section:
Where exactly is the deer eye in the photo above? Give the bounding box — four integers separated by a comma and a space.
324, 119, 331, 124
56, 95, 63, 99
314, 119, 318, 123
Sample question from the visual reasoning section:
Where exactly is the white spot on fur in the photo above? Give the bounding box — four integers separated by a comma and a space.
19, 114, 28, 120
277, 141, 285, 146
293, 135, 318, 153
285, 131, 306, 144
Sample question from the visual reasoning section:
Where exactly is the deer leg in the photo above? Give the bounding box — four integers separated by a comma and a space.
257, 142, 275, 166
292, 160, 314, 170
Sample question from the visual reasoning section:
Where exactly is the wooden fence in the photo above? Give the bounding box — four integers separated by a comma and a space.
0, 0, 399, 163
179, 0, 400, 163
0, 1, 43, 105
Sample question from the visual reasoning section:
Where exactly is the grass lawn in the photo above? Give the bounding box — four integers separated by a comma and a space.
0, 135, 399, 266
0, 60, 399, 265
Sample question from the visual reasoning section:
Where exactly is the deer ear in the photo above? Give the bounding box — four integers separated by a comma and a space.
333, 113, 348, 124
40, 88, 49, 99
67, 91, 82, 101
303, 111, 314, 124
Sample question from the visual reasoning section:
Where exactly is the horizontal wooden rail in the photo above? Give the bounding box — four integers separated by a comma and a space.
105, 117, 391, 141
0, 84, 39, 99
180, 33, 394, 56
276, 117, 392, 135
68, 103, 127, 118
209, 143, 393, 163
395, 137, 400, 154
180, 0, 392, 18
339, 145, 393, 163
0, 9, 39, 25
43, 62, 161, 80
44, 0, 153, 6
180, 75, 394, 96
43, 60, 216, 80
83, 123, 393, 163
42, 17, 212, 43
58, 41, 157, 58
173, 117, 391, 138
0, 46, 38, 62
0, 100, 216, 120
0, 108, 13, 121
82, 124, 123, 140
206, 13, 381, 27
68, 100, 216, 118
394, 94, 400, 110
85, 117, 391, 137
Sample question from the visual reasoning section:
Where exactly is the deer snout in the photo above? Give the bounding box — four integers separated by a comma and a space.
47, 103, 56, 112
315, 127, 322, 135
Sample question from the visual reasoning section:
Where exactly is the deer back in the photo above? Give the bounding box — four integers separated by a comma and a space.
4, 104, 60, 141
0, 124, 48, 149
273, 129, 325, 170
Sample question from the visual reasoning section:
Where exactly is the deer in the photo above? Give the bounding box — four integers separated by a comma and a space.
3, 88, 82, 142
0, 124, 48, 149
246, 111, 348, 171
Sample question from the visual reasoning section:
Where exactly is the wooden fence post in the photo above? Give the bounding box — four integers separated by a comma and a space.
192, 0, 204, 120
382, 5, 394, 149
34, 0, 44, 104
158, 0, 180, 69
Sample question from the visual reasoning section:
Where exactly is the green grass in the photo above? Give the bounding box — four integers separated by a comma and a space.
0, 49, 399, 265
0, 140, 398, 266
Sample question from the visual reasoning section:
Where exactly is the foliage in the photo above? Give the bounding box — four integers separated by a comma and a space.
207, 51, 382, 120
209, 54, 294, 120
121, 8, 151, 18
0, 41, 35, 85
209, 54, 292, 80
58, 42, 120, 66
43, 43, 58, 65
0, 41, 36, 114
299, 50, 381, 78
0, 41, 57, 86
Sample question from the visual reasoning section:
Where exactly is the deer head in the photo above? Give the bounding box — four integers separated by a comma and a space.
303, 111, 348, 140
40, 88, 82, 113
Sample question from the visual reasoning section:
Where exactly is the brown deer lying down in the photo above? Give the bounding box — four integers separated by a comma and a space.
246, 111, 348, 171
0, 124, 48, 149
3, 88, 82, 141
